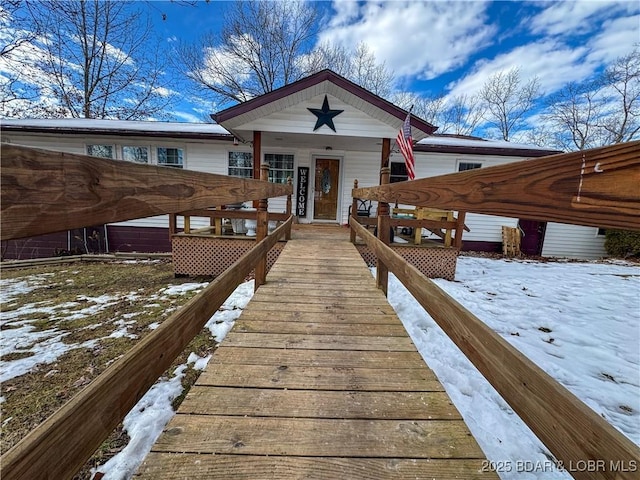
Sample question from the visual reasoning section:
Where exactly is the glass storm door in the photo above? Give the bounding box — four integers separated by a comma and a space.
313, 158, 340, 220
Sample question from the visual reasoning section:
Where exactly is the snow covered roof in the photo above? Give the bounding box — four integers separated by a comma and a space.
416, 134, 561, 157
1, 118, 560, 157
0, 118, 232, 140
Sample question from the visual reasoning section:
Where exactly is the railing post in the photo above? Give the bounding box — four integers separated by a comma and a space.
168, 213, 177, 238
286, 176, 292, 240
350, 179, 359, 244
376, 168, 390, 296
454, 211, 466, 249
183, 215, 191, 234
255, 162, 270, 291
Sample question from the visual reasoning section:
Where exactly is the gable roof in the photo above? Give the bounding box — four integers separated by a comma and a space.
211, 69, 437, 141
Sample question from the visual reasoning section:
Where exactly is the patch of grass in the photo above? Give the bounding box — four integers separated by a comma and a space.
0, 259, 218, 479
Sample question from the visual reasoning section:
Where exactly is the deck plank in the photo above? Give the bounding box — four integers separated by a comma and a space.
211, 347, 425, 368
233, 320, 407, 336
178, 387, 460, 419
137, 227, 496, 479
196, 364, 443, 391
222, 332, 416, 351
151, 415, 484, 458
136, 454, 490, 480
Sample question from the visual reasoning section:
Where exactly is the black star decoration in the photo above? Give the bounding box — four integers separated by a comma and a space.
307, 95, 343, 132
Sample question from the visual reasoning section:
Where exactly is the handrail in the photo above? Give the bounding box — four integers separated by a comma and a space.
1, 145, 293, 241
352, 141, 640, 231
1, 216, 293, 480
351, 217, 640, 480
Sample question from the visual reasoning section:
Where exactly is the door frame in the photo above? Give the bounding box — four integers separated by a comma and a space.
310, 155, 343, 223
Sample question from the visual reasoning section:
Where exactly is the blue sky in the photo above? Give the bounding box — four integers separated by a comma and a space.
145, 0, 639, 122
1, 0, 638, 125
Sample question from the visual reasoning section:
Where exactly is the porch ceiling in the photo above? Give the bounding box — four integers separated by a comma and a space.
245, 131, 384, 153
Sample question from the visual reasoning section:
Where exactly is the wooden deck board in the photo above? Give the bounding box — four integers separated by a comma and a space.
233, 320, 408, 336
151, 416, 484, 458
137, 230, 496, 479
210, 347, 426, 368
237, 311, 400, 324
222, 332, 416, 351
136, 454, 491, 479
178, 387, 460, 419
196, 364, 444, 391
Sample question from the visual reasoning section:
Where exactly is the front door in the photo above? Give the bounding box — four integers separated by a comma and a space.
313, 158, 340, 220
518, 219, 547, 256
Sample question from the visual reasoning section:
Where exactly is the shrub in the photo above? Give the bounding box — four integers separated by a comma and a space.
604, 229, 640, 258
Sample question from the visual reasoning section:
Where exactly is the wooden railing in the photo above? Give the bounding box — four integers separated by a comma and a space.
169, 177, 294, 240
350, 140, 640, 480
0, 146, 294, 479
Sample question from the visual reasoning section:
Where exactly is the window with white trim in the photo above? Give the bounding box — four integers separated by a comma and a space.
157, 147, 183, 168
228, 151, 253, 178
390, 162, 408, 183
265, 153, 294, 184
122, 146, 149, 163
87, 144, 114, 158
458, 161, 482, 171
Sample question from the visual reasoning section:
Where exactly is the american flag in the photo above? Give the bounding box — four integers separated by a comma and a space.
397, 111, 415, 180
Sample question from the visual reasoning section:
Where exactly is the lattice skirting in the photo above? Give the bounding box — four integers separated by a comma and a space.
355, 244, 458, 281
172, 236, 285, 277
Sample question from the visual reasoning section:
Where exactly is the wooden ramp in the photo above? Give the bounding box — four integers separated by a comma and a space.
136, 228, 496, 479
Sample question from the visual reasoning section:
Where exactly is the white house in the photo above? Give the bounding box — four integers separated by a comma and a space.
0, 70, 607, 259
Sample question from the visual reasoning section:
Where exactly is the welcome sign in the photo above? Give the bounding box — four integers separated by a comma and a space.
296, 167, 309, 217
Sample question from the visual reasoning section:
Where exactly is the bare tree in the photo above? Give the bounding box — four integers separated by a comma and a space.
15, 0, 172, 119
391, 91, 484, 136
542, 81, 605, 150
440, 94, 486, 136
599, 48, 640, 144
179, 0, 318, 106
539, 49, 639, 150
0, 0, 42, 115
1, 0, 39, 58
308, 42, 394, 98
479, 67, 540, 141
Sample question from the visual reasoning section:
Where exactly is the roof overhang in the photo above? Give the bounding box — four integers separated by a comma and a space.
0, 119, 233, 141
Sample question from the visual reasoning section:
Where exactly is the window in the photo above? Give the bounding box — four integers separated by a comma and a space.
458, 162, 482, 171
265, 153, 294, 184
122, 146, 149, 163
390, 162, 408, 183
157, 147, 183, 168
87, 145, 114, 158
228, 151, 253, 178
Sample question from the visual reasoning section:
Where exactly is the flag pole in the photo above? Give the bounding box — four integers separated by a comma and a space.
384, 105, 414, 167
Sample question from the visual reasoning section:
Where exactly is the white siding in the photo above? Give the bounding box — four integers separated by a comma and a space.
541, 223, 607, 259
7, 126, 608, 259
242, 94, 399, 139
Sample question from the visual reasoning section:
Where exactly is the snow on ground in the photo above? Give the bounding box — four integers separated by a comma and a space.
0, 275, 210, 382
93, 280, 255, 479
383, 256, 639, 479
4, 259, 638, 479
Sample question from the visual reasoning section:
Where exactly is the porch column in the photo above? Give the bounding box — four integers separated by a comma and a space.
380, 137, 391, 184
255, 162, 270, 291
376, 166, 391, 296
253, 130, 262, 208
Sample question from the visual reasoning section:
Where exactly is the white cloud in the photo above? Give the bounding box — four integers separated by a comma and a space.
446, 40, 594, 99
586, 14, 640, 64
527, 0, 638, 37
318, 0, 496, 80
